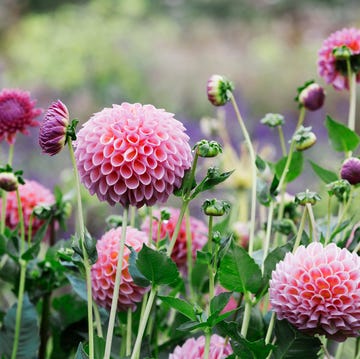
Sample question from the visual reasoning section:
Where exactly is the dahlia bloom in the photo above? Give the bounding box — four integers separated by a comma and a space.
318, 28, 360, 90
91, 226, 149, 312
169, 334, 233, 359
0, 88, 42, 144
270, 242, 360, 341
340, 157, 360, 185
39, 100, 69, 156
141, 207, 208, 271
0, 180, 55, 239
74, 103, 192, 208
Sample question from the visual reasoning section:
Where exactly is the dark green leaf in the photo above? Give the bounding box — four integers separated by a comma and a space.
0, 234, 6, 256
210, 292, 232, 315
309, 160, 338, 184
94, 335, 106, 359
176, 320, 208, 332
325, 115, 360, 152
136, 244, 179, 286
256, 155, 267, 172
128, 245, 151, 287
275, 152, 303, 184
256, 178, 272, 206
64, 273, 87, 301
158, 296, 197, 321
75, 342, 88, 359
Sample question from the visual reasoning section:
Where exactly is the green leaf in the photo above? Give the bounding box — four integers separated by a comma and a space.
256, 178, 272, 206
256, 155, 267, 172
309, 160, 338, 184
273, 319, 321, 359
158, 296, 197, 321
325, 115, 360, 152
94, 335, 106, 359
275, 152, 303, 184
176, 320, 208, 332
210, 292, 232, 315
0, 294, 39, 359
136, 244, 179, 286
219, 241, 262, 294
128, 245, 151, 287
64, 273, 87, 301
74, 342, 89, 359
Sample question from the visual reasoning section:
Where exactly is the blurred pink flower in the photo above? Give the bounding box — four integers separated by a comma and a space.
270, 242, 360, 341
39, 100, 69, 156
141, 207, 207, 272
318, 28, 360, 90
1, 180, 55, 239
91, 226, 149, 312
215, 285, 238, 314
0, 88, 42, 144
74, 103, 192, 208
169, 334, 233, 359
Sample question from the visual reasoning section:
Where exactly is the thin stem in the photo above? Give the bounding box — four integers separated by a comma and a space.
126, 308, 132, 357
8, 143, 14, 166
207, 216, 214, 302
130, 205, 136, 227
185, 207, 195, 301
27, 213, 34, 244
293, 206, 308, 253
131, 286, 157, 359
230, 94, 257, 256
93, 302, 103, 338
240, 295, 252, 337
265, 311, 276, 345
104, 207, 128, 359
1, 191, 7, 234
347, 61, 357, 133
306, 203, 318, 242
204, 329, 211, 359
67, 141, 95, 359
335, 342, 344, 359
148, 206, 153, 246
324, 196, 332, 246
277, 126, 287, 156
261, 201, 274, 274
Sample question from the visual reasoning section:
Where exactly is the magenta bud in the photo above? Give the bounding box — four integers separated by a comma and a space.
340, 157, 360, 185
298, 83, 326, 111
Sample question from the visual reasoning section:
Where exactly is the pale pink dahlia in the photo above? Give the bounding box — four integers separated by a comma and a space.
0, 88, 42, 143
169, 334, 233, 359
39, 100, 69, 156
141, 207, 208, 271
91, 226, 149, 312
270, 242, 360, 341
74, 103, 193, 208
0, 180, 55, 239
318, 28, 360, 90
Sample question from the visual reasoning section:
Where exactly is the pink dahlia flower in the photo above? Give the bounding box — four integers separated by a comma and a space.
270, 242, 360, 341
0, 88, 42, 144
0, 180, 55, 239
39, 100, 69, 156
169, 334, 233, 359
91, 226, 149, 312
74, 103, 192, 208
141, 207, 208, 271
318, 28, 360, 90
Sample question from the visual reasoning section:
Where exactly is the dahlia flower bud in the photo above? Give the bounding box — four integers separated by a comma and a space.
169, 334, 233, 359
327, 179, 351, 202
260, 113, 285, 128
293, 126, 317, 151
297, 81, 325, 111
340, 157, 360, 185
39, 100, 70, 156
202, 198, 230, 217
91, 226, 149, 312
295, 189, 321, 206
74, 103, 192, 208
270, 242, 360, 341
207, 75, 234, 106
0, 88, 42, 144
195, 139, 222, 158
0, 172, 18, 192
141, 207, 207, 272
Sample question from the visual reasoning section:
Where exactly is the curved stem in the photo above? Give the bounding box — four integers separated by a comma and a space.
104, 207, 128, 359
240, 295, 252, 337
93, 302, 103, 338
126, 308, 132, 356
306, 203, 317, 242
265, 311, 276, 345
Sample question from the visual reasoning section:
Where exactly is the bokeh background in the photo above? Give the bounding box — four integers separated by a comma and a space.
0, 0, 359, 235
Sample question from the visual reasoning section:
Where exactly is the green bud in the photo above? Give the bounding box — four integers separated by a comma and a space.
333, 45, 352, 60
326, 179, 351, 202
293, 126, 317, 151
195, 139, 222, 158
295, 189, 321, 206
202, 198, 231, 216
260, 113, 285, 128
207, 74, 234, 106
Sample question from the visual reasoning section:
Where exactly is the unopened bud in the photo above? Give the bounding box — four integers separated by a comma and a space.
260, 113, 285, 128
340, 157, 360, 185
0, 172, 18, 192
327, 179, 351, 202
294, 126, 317, 151
298, 81, 325, 111
195, 139, 222, 158
202, 198, 230, 216
207, 75, 234, 106
295, 189, 321, 206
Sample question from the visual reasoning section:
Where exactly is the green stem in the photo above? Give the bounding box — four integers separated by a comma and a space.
261, 201, 274, 274
265, 311, 276, 345
104, 207, 128, 359
306, 203, 317, 242
230, 94, 257, 256
8, 143, 14, 166
240, 295, 252, 337
293, 206, 308, 253
324, 196, 332, 246
126, 308, 132, 357
347, 61, 357, 133
277, 126, 287, 156
67, 141, 94, 359
335, 342, 344, 359
207, 215, 214, 302
185, 207, 195, 301
204, 329, 211, 359
131, 286, 157, 359
93, 302, 103, 338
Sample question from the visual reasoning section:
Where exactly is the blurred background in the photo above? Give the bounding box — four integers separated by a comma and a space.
0, 0, 359, 235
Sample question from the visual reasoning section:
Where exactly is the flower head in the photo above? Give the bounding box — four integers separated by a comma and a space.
297, 82, 325, 111
0, 180, 55, 239
0, 88, 42, 144
39, 100, 70, 156
340, 157, 360, 185
74, 103, 192, 208
318, 28, 360, 90
91, 226, 149, 312
270, 242, 360, 341
141, 207, 207, 272
207, 75, 234, 106
169, 334, 233, 359
0, 172, 18, 192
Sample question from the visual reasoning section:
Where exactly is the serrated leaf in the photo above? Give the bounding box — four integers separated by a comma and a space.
219, 241, 262, 294
275, 152, 303, 184
325, 115, 360, 152
128, 245, 151, 287
158, 296, 197, 321
136, 244, 179, 286
309, 160, 338, 184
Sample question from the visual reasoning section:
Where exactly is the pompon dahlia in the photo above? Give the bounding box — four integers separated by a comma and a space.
91, 226, 149, 312
269, 242, 360, 341
74, 103, 192, 208
39, 100, 69, 156
169, 334, 233, 359
0, 180, 55, 239
318, 28, 360, 90
141, 207, 208, 271
0, 88, 42, 144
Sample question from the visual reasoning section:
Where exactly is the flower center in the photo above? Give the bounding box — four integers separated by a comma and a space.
0, 99, 25, 123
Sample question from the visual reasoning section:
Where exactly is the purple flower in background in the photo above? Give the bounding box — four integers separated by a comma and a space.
340, 157, 360, 185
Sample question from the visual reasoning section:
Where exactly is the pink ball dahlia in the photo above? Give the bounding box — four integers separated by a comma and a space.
91, 226, 149, 312
39, 100, 69, 156
74, 103, 192, 208
141, 207, 208, 271
270, 242, 360, 341
318, 28, 360, 90
0, 88, 42, 144
0, 180, 55, 239
169, 334, 233, 359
